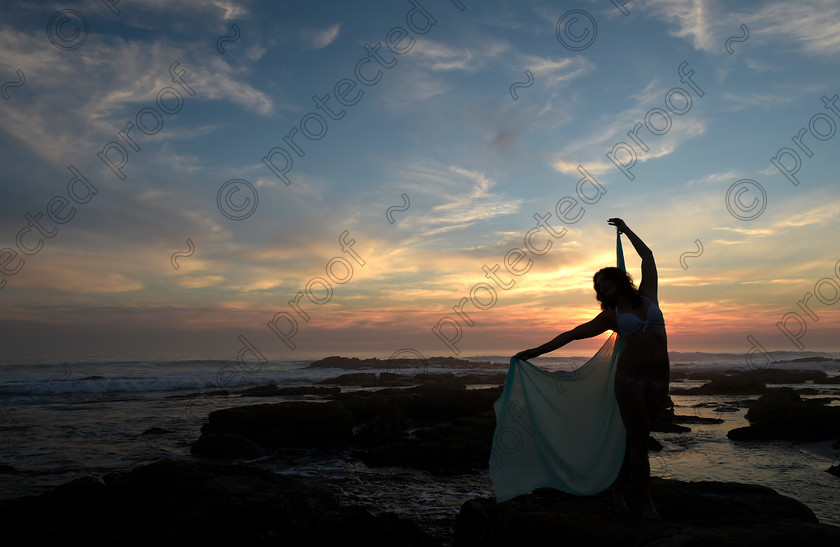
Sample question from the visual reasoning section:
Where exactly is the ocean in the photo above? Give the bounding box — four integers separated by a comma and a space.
1, 350, 839, 536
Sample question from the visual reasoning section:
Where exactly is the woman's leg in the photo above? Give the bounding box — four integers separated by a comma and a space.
611, 434, 631, 514
614, 377, 666, 519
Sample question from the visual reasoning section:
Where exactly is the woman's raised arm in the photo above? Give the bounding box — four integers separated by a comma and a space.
608, 218, 657, 301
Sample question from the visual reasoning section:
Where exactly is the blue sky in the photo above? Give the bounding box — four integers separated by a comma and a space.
1, 0, 839, 364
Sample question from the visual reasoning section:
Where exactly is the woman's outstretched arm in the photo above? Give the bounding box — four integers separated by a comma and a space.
609, 217, 657, 300
514, 311, 612, 361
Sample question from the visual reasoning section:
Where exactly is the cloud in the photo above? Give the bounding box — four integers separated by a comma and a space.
177, 275, 227, 289
552, 159, 615, 177
0, 27, 276, 172
115, 0, 248, 21
413, 40, 476, 71
301, 23, 341, 49
384, 164, 522, 239
721, 90, 801, 111
10, 261, 146, 294
553, 106, 706, 176
746, 0, 840, 56
422, 167, 521, 234
642, 0, 717, 53
517, 54, 595, 87
713, 226, 774, 237
777, 199, 840, 227
208, 0, 248, 20
641, 0, 840, 56
684, 170, 742, 186
413, 38, 509, 71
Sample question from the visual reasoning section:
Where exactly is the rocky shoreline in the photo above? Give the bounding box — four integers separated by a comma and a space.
2, 363, 839, 545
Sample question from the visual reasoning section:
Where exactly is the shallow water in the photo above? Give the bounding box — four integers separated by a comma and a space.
658, 393, 840, 526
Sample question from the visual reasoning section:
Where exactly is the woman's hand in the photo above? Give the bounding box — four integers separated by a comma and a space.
608, 217, 628, 233
513, 348, 540, 361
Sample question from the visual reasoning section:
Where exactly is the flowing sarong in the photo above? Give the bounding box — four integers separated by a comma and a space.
489, 232, 626, 502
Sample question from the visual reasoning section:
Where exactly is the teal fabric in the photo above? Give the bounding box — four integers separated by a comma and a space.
489, 232, 627, 502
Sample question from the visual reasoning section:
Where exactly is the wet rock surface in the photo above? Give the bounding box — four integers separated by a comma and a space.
455, 478, 840, 546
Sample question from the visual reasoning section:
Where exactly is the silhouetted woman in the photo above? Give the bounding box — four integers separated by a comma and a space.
514, 218, 668, 519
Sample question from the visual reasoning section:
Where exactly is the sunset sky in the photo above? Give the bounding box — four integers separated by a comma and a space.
1, 0, 839, 364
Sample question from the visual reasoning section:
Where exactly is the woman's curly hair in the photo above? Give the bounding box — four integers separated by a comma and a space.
593, 267, 643, 311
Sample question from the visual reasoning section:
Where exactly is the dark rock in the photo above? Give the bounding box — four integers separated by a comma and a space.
0, 464, 18, 474
671, 368, 838, 396
316, 371, 506, 388
649, 436, 663, 451
650, 398, 695, 433
200, 401, 354, 449
357, 408, 668, 473
744, 387, 801, 421
316, 372, 388, 386
413, 372, 458, 383
335, 383, 502, 424
402, 382, 499, 421
651, 414, 691, 433
828, 465, 840, 479
238, 383, 284, 396
308, 355, 381, 368
458, 372, 508, 385
191, 433, 266, 460
676, 371, 768, 395
0, 459, 437, 545
417, 372, 507, 385
748, 369, 828, 383
727, 388, 840, 443
140, 427, 172, 436
166, 389, 230, 399
672, 414, 724, 425
353, 405, 407, 445
333, 389, 413, 423
714, 405, 741, 413
455, 478, 840, 546
422, 356, 506, 368
375, 372, 422, 386
357, 411, 497, 473
778, 357, 839, 364
237, 383, 341, 397
306, 355, 505, 370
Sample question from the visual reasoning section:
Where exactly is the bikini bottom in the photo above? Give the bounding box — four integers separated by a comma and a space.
615, 372, 668, 395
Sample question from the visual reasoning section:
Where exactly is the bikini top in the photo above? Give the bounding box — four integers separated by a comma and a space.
616, 296, 665, 338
